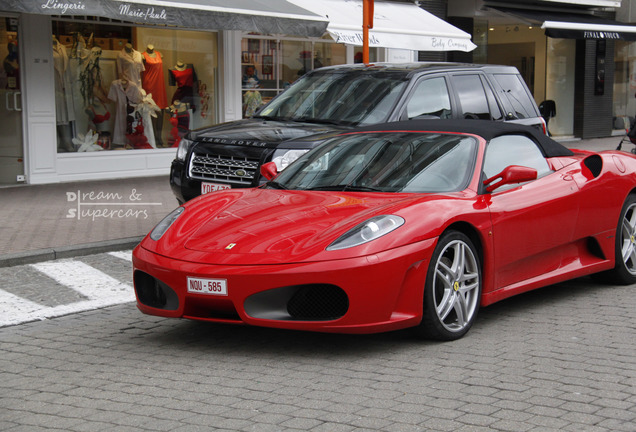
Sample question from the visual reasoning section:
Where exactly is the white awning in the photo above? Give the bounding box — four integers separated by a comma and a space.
288, 0, 476, 52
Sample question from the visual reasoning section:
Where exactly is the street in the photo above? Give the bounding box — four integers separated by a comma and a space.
1, 251, 635, 431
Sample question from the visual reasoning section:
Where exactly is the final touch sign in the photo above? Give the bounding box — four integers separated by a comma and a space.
583, 31, 621, 39
542, 20, 636, 42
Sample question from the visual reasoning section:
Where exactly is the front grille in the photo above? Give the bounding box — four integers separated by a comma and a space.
189, 152, 260, 185
287, 285, 349, 320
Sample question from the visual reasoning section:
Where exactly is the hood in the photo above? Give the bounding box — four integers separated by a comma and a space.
155, 188, 428, 265
190, 118, 345, 145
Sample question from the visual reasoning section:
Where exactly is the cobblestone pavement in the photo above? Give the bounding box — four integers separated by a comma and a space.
1, 252, 636, 431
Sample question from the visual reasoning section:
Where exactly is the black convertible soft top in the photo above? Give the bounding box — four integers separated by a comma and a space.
348, 119, 574, 158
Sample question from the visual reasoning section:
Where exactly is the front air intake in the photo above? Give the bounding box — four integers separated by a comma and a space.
287, 284, 349, 320
134, 271, 179, 310
244, 284, 349, 321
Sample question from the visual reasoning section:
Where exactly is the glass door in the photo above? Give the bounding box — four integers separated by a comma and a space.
0, 16, 24, 184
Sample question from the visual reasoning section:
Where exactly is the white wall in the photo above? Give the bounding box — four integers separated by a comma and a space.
21, 13, 57, 184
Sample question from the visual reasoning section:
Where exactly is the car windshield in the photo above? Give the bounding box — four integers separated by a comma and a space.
270, 132, 478, 193
255, 69, 408, 126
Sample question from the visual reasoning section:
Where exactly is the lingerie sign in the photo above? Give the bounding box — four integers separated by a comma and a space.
40, 0, 86, 14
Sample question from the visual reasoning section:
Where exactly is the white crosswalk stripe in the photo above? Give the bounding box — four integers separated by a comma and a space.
0, 252, 136, 327
108, 250, 132, 261
0, 290, 44, 325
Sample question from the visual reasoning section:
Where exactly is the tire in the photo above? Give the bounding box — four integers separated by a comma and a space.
601, 194, 636, 285
416, 230, 482, 341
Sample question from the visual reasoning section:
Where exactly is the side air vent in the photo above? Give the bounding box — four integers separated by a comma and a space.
583, 155, 602, 178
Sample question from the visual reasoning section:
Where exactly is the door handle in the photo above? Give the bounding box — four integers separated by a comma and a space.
5, 91, 12, 111
13, 91, 21, 112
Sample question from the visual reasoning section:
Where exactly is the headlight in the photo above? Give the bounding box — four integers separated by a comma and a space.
150, 207, 184, 241
176, 137, 194, 161
271, 149, 309, 171
327, 215, 405, 251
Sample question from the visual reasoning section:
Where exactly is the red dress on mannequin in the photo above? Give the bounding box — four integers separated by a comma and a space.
169, 67, 195, 107
142, 51, 168, 109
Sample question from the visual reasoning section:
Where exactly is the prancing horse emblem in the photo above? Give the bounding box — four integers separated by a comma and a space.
225, 243, 237, 250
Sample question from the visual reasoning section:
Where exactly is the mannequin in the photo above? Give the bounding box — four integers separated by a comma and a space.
167, 100, 191, 147
117, 43, 144, 88
142, 43, 167, 146
169, 60, 197, 112
243, 77, 262, 117
108, 77, 143, 147
53, 36, 76, 152
132, 89, 161, 148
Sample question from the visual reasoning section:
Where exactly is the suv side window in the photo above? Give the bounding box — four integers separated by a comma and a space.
451, 74, 495, 120
491, 74, 536, 119
405, 77, 452, 119
483, 77, 503, 121
483, 134, 552, 190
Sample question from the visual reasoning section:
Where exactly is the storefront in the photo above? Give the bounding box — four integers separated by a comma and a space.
239, 0, 476, 118
0, 0, 328, 185
447, 0, 636, 139
0, 0, 474, 186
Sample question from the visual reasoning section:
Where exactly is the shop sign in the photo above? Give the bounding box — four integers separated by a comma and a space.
331, 30, 380, 46
583, 31, 621, 39
40, 0, 86, 14
431, 38, 473, 52
116, 3, 168, 23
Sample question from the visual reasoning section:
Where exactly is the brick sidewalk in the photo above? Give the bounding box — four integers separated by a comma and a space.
0, 175, 176, 265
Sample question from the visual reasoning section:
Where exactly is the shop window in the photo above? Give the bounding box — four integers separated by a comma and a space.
353, 47, 379, 64
613, 40, 635, 129
241, 36, 345, 118
53, 21, 218, 153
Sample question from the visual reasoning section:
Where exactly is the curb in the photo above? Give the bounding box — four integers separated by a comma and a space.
0, 236, 144, 268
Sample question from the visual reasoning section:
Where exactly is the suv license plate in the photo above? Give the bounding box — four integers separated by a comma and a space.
201, 182, 231, 195
187, 277, 228, 296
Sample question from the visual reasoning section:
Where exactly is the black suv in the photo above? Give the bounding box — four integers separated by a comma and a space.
171, 62, 547, 203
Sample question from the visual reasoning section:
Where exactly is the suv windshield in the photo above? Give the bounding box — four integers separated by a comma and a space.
270, 132, 477, 193
256, 69, 408, 126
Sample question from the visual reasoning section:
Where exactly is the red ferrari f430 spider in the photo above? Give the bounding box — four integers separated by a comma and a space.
133, 120, 636, 340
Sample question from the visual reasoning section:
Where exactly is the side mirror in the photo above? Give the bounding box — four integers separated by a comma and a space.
483, 165, 537, 193
260, 161, 278, 181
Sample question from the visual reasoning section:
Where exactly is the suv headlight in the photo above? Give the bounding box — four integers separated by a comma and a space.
176, 137, 194, 162
271, 149, 309, 171
327, 215, 405, 250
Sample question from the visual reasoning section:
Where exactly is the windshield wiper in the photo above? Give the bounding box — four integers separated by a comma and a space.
265, 180, 288, 190
293, 117, 348, 126
252, 115, 289, 122
307, 185, 383, 192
